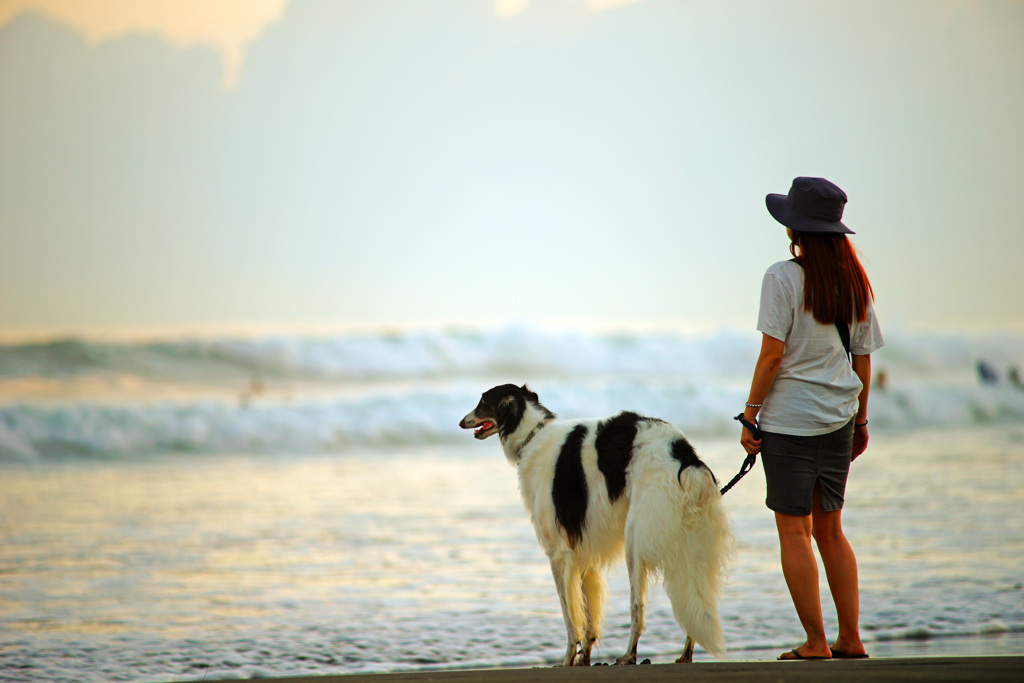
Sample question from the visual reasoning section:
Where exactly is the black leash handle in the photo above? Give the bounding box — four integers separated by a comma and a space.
720, 414, 761, 495
734, 413, 761, 440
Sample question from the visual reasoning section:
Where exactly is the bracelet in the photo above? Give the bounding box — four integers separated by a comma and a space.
856, 420, 868, 427
745, 402, 763, 408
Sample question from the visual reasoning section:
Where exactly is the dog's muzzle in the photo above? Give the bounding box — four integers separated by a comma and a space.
460, 410, 498, 440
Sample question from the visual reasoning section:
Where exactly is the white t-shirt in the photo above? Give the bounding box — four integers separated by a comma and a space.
756, 260, 885, 436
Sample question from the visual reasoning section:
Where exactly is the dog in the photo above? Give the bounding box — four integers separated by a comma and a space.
459, 384, 733, 666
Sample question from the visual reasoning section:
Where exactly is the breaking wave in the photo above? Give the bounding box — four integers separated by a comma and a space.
2, 325, 1022, 460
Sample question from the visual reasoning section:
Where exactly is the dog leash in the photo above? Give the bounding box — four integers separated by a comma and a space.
719, 415, 761, 495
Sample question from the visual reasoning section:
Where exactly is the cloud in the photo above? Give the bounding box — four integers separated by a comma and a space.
494, 0, 530, 17
0, 0, 290, 87
494, 0, 643, 17
585, 0, 644, 10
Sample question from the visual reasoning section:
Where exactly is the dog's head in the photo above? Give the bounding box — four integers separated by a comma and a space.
459, 384, 543, 440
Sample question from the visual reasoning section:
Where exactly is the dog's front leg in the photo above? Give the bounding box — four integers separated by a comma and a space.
549, 555, 583, 666
578, 568, 605, 666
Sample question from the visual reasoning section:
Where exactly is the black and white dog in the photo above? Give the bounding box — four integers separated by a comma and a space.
460, 384, 733, 666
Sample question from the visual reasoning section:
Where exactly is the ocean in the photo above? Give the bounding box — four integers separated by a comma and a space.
1, 325, 1023, 682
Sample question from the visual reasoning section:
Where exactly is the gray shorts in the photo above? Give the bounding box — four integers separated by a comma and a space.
760, 419, 855, 516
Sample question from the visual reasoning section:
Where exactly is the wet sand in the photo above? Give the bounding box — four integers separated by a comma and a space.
184, 655, 1022, 683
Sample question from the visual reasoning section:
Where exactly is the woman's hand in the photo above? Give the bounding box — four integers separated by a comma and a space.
740, 425, 762, 456
851, 354, 872, 461
852, 422, 868, 460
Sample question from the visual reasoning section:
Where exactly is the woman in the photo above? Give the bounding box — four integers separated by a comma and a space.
740, 177, 883, 661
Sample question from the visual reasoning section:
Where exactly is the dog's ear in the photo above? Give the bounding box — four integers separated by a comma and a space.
521, 384, 539, 403
496, 394, 521, 423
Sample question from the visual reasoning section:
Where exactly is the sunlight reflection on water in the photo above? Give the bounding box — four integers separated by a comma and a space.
1, 425, 1022, 681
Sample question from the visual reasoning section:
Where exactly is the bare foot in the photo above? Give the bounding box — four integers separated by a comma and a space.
830, 640, 868, 658
778, 643, 831, 660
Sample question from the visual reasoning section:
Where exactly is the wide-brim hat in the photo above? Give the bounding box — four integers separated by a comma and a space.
766, 176, 854, 234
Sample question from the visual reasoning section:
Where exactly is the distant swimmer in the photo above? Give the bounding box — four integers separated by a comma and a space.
238, 374, 266, 407
1009, 366, 1023, 390
874, 368, 888, 392
977, 360, 999, 385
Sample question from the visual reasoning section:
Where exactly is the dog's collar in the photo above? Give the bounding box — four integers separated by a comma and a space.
515, 421, 547, 462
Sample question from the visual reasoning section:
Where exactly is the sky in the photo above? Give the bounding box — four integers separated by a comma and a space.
1, 0, 1022, 338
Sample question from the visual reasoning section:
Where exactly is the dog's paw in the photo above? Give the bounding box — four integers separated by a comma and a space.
614, 654, 637, 666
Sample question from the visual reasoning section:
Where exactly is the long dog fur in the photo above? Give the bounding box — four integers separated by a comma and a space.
460, 384, 733, 666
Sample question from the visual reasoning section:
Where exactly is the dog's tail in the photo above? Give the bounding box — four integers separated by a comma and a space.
665, 464, 733, 659
630, 457, 734, 659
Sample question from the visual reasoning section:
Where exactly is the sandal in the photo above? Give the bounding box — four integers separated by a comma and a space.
778, 648, 830, 660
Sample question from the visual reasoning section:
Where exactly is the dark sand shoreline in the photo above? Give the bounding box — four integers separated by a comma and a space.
170, 656, 1023, 683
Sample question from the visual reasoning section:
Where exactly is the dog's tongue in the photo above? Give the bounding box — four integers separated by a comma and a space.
475, 421, 495, 435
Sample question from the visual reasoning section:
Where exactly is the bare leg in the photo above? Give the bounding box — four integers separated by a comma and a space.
675, 636, 695, 663
617, 549, 647, 665
812, 487, 867, 657
775, 510, 831, 659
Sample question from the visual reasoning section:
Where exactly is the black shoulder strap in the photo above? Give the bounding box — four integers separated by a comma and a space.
836, 321, 851, 361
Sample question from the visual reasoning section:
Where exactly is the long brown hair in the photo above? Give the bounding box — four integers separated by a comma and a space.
790, 231, 874, 324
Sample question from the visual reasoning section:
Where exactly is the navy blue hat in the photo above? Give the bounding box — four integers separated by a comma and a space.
766, 177, 854, 234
